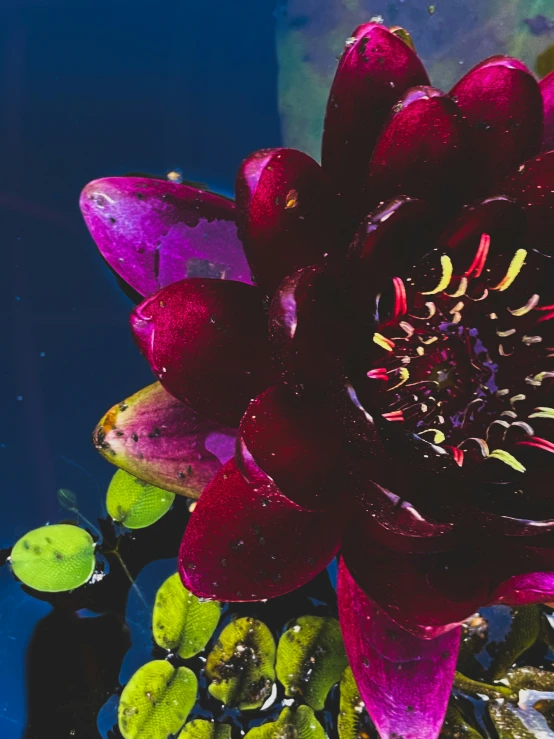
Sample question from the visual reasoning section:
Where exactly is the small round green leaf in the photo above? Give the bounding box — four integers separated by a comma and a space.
338, 667, 366, 739
153, 573, 221, 659
178, 719, 232, 739
107, 469, 175, 529
10, 524, 95, 593
245, 706, 326, 739
118, 660, 197, 739
206, 616, 276, 710
276, 615, 348, 710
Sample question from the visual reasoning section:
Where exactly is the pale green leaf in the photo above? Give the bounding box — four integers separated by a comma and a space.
338, 667, 365, 739
153, 573, 221, 659
206, 616, 276, 710
245, 706, 326, 739
178, 719, 232, 739
107, 468, 175, 529
10, 524, 95, 592
118, 660, 197, 739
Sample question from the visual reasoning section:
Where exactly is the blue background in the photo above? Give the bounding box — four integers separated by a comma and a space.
0, 1, 281, 735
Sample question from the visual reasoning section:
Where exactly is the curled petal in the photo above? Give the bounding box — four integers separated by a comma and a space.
93, 382, 234, 497
179, 460, 344, 601
338, 559, 461, 739
540, 70, 554, 152
131, 279, 274, 427
497, 151, 554, 255
235, 148, 342, 294
238, 385, 344, 510
450, 57, 543, 191
322, 23, 429, 203
492, 570, 554, 605
80, 177, 252, 297
367, 87, 472, 212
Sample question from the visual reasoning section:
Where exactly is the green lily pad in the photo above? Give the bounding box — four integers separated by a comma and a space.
178, 719, 232, 739
245, 706, 325, 739
118, 660, 197, 739
440, 704, 483, 737
276, 615, 347, 710
489, 700, 546, 738
338, 667, 366, 739
10, 524, 95, 592
106, 469, 175, 529
206, 616, 276, 710
152, 573, 221, 658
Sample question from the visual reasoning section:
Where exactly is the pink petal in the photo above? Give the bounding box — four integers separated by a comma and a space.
322, 24, 429, 204
492, 571, 554, 605
80, 177, 252, 297
367, 87, 472, 213
497, 151, 554, 254
540, 70, 554, 152
237, 385, 344, 510
450, 57, 543, 192
235, 148, 343, 294
338, 559, 461, 739
130, 279, 274, 427
92, 382, 234, 497
179, 460, 344, 601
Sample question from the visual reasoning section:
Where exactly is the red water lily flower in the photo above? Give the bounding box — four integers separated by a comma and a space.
82, 23, 554, 739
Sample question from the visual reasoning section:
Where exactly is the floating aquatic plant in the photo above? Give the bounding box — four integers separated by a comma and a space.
81, 18, 554, 739
107, 468, 175, 529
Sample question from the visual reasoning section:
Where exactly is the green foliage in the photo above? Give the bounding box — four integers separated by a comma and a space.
440, 704, 483, 737
106, 468, 175, 529
244, 706, 326, 739
118, 660, 197, 739
178, 719, 232, 739
276, 615, 347, 710
10, 524, 95, 592
338, 667, 365, 739
152, 573, 221, 659
206, 616, 276, 710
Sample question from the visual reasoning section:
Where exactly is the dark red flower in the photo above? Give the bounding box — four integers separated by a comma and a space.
82, 23, 554, 739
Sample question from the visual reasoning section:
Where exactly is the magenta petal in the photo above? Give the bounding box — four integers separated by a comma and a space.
80, 177, 252, 297
497, 151, 554, 254
367, 87, 471, 212
131, 279, 274, 427
338, 560, 461, 739
93, 382, 234, 497
450, 57, 543, 191
322, 24, 429, 203
492, 571, 554, 606
179, 460, 344, 601
540, 71, 554, 152
235, 148, 342, 294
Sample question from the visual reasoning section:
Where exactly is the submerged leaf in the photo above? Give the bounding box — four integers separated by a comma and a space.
206, 616, 276, 709
10, 524, 95, 592
489, 700, 550, 738
505, 665, 554, 692
118, 660, 197, 739
178, 719, 232, 739
57, 488, 78, 512
440, 704, 483, 737
338, 667, 367, 739
276, 615, 347, 710
244, 706, 326, 739
94, 382, 234, 498
106, 469, 175, 529
152, 573, 221, 658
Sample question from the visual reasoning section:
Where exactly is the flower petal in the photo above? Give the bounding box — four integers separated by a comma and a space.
492, 570, 554, 605
131, 279, 274, 426
338, 559, 461, 739
92, 382, 235, 498
367, 88, 472, 213
179, 460, 344, 601
322, 24, 429, 204
80, 177, 252, 297
450, 57, 543, 192
235, 149, 342, 294
497, 151, 554, 255
237, 385, 344, 510
540, 70, 554, 152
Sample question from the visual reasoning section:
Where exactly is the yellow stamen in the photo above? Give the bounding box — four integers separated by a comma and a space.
488, 449, 526, 473
419, 429, 446, 444
496, 328, 516, 338
491, 249, 527, 292
510, 394, 526, 406
508, 294, 540, 316
446, 277, 468, 298
416, 346, 425, 356
285, 189, 299, 209
422, 255, 453, 295
419, 336, 438, 345
387, 367, 410, 391
529, 407, 554, 420
373, 333, 395, 352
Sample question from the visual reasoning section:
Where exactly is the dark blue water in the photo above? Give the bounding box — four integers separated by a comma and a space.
0, 3, 280, 735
